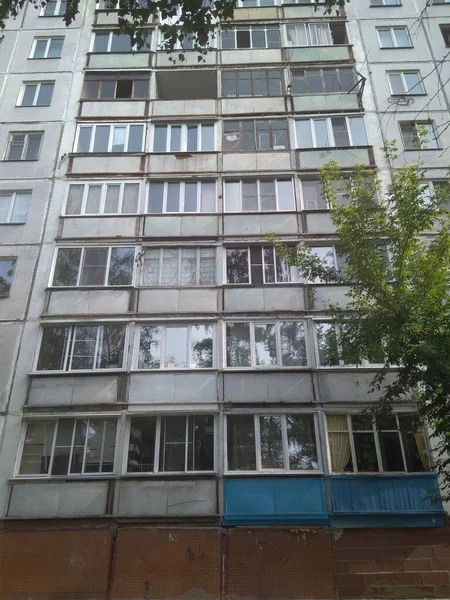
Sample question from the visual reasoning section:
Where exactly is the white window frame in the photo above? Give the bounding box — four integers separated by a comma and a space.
285, 22, 333, 47
90, 30, 153, 53
140, 246, 217, 287
224, 320, 308, 369
49, 246, 137, 288
64, 181, 142, 215
299, 180, 348, 210
224, 412, 322, 474
30, 37, 64, 59
147, 180, 217, 214
74, 123, 146, 153
0, 191, 31, 223
0, 257, 17, 297
40, 0, 66, 16
387, 71, 425, 95
135, 322, 216, 370
399, 121, 440, 150
376, 26, 412, 48
224, 179, 295, 212
15, 416, 119, 478
308, 245, 347, 282
225, 245, 298, 284
221, 25, 281, 50
123, 414, 217, 475
370, 0, 401, 5
325, 413, 429, 474
157, 29, 216, 51
17, 81, 55, 107
4, 132, 44, 161
295, 115, 368, 148
151, 123, 216, 153
35, 323, 128, 373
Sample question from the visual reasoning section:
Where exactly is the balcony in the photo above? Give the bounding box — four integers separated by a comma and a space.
330, 474, 445, 528
296, 146, 374, 170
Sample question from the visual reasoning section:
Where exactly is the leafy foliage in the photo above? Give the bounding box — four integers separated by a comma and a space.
270, 143, 450, 498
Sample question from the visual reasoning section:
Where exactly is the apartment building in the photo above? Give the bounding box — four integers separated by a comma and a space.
0, 0, 450, 598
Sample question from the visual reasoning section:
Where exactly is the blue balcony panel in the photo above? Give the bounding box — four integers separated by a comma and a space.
330, 473, 444, 528
223, 476, 328, 526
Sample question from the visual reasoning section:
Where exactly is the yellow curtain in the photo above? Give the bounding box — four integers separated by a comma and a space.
327, 415, 351, 472
414, 432, 430, 470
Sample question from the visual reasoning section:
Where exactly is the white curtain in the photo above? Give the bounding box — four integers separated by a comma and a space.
287, 24, 308, 46
310, 23, 332, 46
327, 415, 351, 472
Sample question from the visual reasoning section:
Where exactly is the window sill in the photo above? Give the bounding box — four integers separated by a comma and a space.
391, 94, 427, 97
69, 152, 145, 157
48, 285, 133, 290
28, 57, 61, 60
123, 472, 217, 479
131, 368, 218, 373
11, 474, 116, 482
16, 104, 52, 108
2, 159, 40, 162
404, 148, 441, 151
223, 149, 289, 153
0, 222, 26, 226
224, 471, 323, 477
29, 369, 126, 376
81, 98, 147, 102
225, 366, 309, 371
380, 46, 413, 49
296, 145, 372, 151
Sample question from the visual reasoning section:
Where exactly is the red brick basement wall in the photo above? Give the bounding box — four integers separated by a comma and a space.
1, 524, 450, 600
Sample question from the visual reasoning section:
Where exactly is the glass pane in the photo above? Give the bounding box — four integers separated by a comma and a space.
227, 415, 256, 470
348, 117, 368, 146
292, 71, 307, 95
263, 247, 275, 283
33, 40, 47, 58
138, 325, 161, 369
51, 418, 74, 475
256, 120, 270, 150
37, 327, 70, 370
70, 325, 97, 370
122, 184, 139, 213
393, 28, 410, 47
184, 182, 197, 212
167, 182, 180, 212
226, 322, 251, 367
401, 425, 428, 472
221, 29, 235, 50
378, 29, 393, 48
84, 420, 104, 473
268, 70, 282, 96
108, 247, 134, 285
301, 181, 325, 210
22, 84, 37, 106
180, 248, 196, 285
70, 420, 86, 474
105, 185, 120, 213
111, 126, 126, 152
86, 185, 102, 213
251, 28, 266, 48
25, 133, 42, 160
315, 322, 339, 366
281, 322, 306, 366
254, 323, 277, 366
260, 416, 283, 468
188, 415, 214, 471
242, 120, 256, 151
314, 119, 330, 147
170, 126, 182, 152
116, 79, 133, 99
159, 416, 186, 472
142, 249, 160, 285
275, 251, 291, 283
250, 246, 263, 283
287, 414, 318, 470
48, 38, 63, 58
133, 79, 149, 98
84, 80, 100, 99
66, 185, 84, 215
226, 248, 249, 284
404, 72, 422, 94
339, 68, 357, 93
353, 425, 379, 472
93, 125, 110, 152
242, 181, 258, 211
93, 32, 109, 52
190, 324, 213, 368
165, 326, 188, 368
53, 247, 81, 286
223, 72, 237, 97
0, 259, 15, 296
277, 180, 294, 210
98, 325, 126, 368
306, 70, 323, 93
323, 70, 340, 93
0, 196, 11, 222
201, 181, 215, 212
388, 73, 404, 95
128, 416, 157, 472
19, 420, 55, 474
8, 135, 25, 160
161, 248, 179, 285
111, 33, 132, 52
80, 247, 108, 285
201, 125, 214, 151
153, 125, 167, 151
238, 71, 252, 97
199, 248, 215, 284
128, 125, 143, 152
236, 29, 251, 48
148, 182, 164, 213
266, 27, 280, 48
36, 82, 54, 106
224, 181, 240, 212
379, 431, 405, 471
102, 419, 117, 471
296, 120, 313, 149
259, 180, 276, 210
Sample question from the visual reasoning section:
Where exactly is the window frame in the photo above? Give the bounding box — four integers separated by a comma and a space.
64, 181, 142, 215
370, 0, 401, 5
0, 257, 17, 297
30, 37, 64, 59
151, 123, 216, 153
223, 119, 290, 152
124, 414, 217, 475
15, 416, 119, 478
82, 73, 150, 101
222, 69, 284, 98
50, 246, 137, 288
225, 412, 322, 474
224, 178, 295, 212
220, 24, 281, 50
135, 322, 216, 370
399, 121, 440, 150
376, 26, 412, 48
140, 246, 217, 287
225, 245, 297, 285
90, 30, 153, 53
17, 81, 55, 107
225, 320, 308, 369
40, 0, 67, 16
147, 180, 217, 214
294, 115, 368, 149
285, 22, 333, 47
387, 71, 425, 96
0, 191, 31, 224
35, 323, 128, 373
74, 123, 146, 153
325, 412, 430, 474
291, 67, 359, 95
4, 132, 44, 161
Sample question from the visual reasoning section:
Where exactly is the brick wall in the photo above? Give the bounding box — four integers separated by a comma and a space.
1, 524, 450, 600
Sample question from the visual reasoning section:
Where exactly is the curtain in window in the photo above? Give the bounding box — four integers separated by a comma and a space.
414, 432, 430, 470
327, 415, 351, 472
310, 23, 332, 45
286, 24, 308, 46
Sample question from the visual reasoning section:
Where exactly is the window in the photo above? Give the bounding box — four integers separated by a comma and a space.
148, 181, 216, 213
83, 73, 149, 100
127, 415, 215, 473
399, 121, 439, 150
158, 30, 215, 51
65, 182, 140, 215
286, 23, 332, 46
227, 414, 319, 472
428, 181, 450, 210
237, 0, 277, 6
18, 418, 117, 476
326, 414, 429, 473
300, 180, 349, 210
295, 116, 368, 148
36, 324, 126, 371
91, 30, 152, 53
387, 71, 425, 95
152, 123, 215, 152
223, 119, 289, 151
221, 25, 281, 49
309, 246, 349, 282
141, 247, 216, 286
0, 191, 31, 224
226, 321, 307, 368
30, 37, 64, 59
138, 324, 214, 369
0, 258, 16, 297
226, 246, 294, 284
222, 70, 283, 98
18, 82, 55, 107
224, 179, 294, 211
51, 247, 135, 287
440, 25, 450, 47
377, 27, 412, 48
41, 0, 67, 15
314, 321, 384, 367
75, 124, 145, 153
370, 0, 401, 5
291, 68, 358, 95
4, 132, 43, 161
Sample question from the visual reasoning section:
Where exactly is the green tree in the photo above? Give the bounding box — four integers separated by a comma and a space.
0, 0, 348, 52
269, 143, 450, 497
